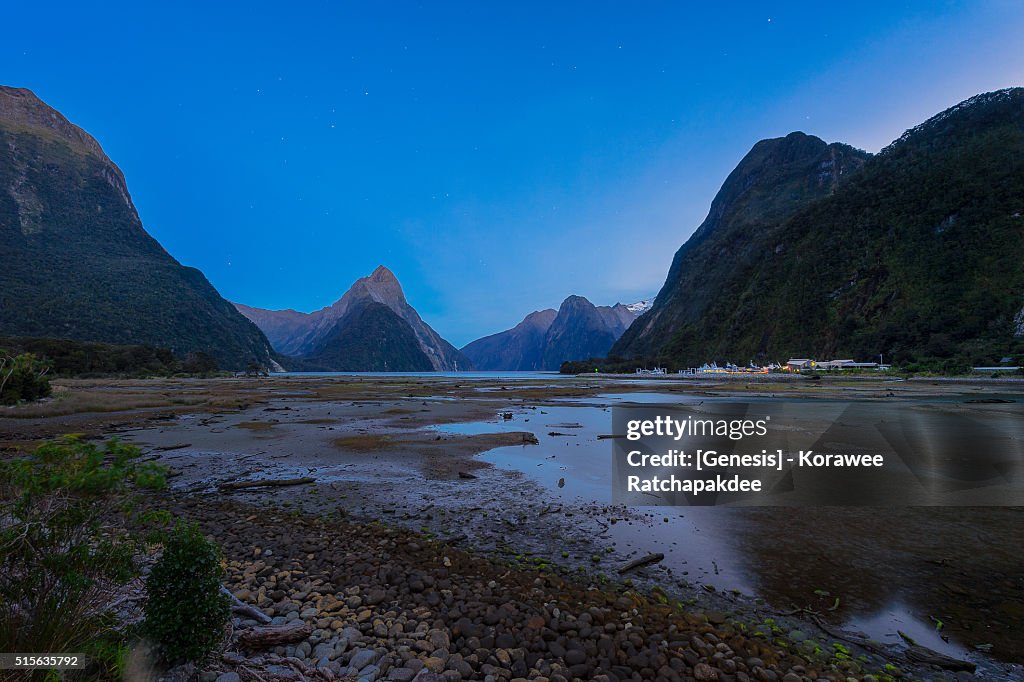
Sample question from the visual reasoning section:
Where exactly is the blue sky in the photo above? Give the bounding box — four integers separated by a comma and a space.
4, 2, 1023, 346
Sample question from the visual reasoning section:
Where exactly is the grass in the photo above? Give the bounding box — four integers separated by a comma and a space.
236, 421, 276, 431
0, 384, 197, 418
332, 434, 394, 450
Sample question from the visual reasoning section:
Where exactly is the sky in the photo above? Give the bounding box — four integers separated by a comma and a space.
3, 2, 1023, 346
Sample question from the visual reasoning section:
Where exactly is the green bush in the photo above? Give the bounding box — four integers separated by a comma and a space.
0, 437, 167, 662
144, 521, 230, 663
0, 350, 51, 405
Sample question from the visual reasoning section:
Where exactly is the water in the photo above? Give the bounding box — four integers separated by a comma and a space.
432, 392, 1024, 663
276, 371, 564, 380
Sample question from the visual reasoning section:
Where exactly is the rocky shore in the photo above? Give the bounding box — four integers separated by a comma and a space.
4, 376, 1019, 681
153, 496, 976, 682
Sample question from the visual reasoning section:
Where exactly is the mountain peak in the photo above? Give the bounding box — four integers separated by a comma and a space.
355, 265, 406, 306
0, 86, 274, 370
0, 86, 111, 163
369, 264, 398, 283
560, 294, 593, 309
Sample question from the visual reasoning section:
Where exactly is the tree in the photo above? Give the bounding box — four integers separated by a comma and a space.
0, 350, 51, 405
0, 438, 167, 662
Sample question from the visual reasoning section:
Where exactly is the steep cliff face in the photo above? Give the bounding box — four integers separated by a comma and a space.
0, 86, 275, 369
614, 89, 1024, 369
613, 131, 870, 361
237, 266, 470, 371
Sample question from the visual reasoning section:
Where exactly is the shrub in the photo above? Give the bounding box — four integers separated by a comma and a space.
144, 521, 230, 663
0, 350, 51, 405
0, 437, 167, 660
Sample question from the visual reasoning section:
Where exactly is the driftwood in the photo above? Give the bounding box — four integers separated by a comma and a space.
457, 471, 478, 479
221, 586, 271, 624
238, 622, 312, 649
153, 443, 191, 451
219, 477, 315, 491
905, 645, 976, 672
810, 614, 887, 656
618, 552, 665, 574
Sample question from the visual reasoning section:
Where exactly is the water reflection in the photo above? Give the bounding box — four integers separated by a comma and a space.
432, 394, 1024, 662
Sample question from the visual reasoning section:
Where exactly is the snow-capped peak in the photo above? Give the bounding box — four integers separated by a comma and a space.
625, 298, 654, 315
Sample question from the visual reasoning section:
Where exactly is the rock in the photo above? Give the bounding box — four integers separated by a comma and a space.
495, 633, 516, 649
265, 665, 301, 680
215, 674, 240, 682
161, 663, 195, 682
429, 630, 451, 650
412, 671, 443, 682
349, 648, 378, 671
693, 663, 718, 681
705, 611, 726, 625
199, 673, 217, 682
387, 669, 417, 682
359, 664, 382, 681
564, 649, 587, 666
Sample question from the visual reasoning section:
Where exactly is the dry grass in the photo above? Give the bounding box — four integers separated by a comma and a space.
0, 384, 199, 419
236, 421, 276, 431
332, 434, 394, 450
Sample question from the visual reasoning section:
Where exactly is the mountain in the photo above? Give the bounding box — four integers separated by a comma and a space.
0, 86, 275, 370
460, 309, 557, 371
237, 266, 469, 371
461, 296, 638, 370
613, 88, 1024, 371
542, 296, 636, 370
306, 301, 434, 371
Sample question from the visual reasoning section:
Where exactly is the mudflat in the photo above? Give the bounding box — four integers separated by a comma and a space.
2, 373, 1021, 681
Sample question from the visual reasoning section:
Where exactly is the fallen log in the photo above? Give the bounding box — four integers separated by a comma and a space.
219, 477, 315, 491
221, 586, 271, 624
905, 645, 976, 672
238, 622, 312, 648
618, 552, 665, 574
153, 443, 191, 451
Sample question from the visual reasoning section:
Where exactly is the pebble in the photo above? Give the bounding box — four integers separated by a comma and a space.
159, 498, 899, 682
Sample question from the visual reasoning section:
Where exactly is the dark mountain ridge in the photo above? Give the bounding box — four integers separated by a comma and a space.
237, 266, 470, 371
462, 296, 638, 370
0, 86, 275, 370
613, 88, 1024, 370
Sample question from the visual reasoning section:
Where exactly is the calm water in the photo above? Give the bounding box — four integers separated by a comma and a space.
276, 371, 564, 380
433, 392, 1024, 664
